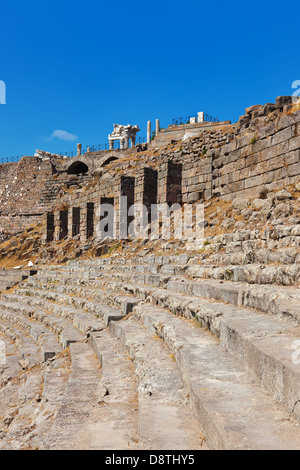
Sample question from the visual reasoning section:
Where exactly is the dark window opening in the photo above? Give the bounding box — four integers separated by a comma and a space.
143, 168, 158, 224
72, 207, 81, 237
120, 176, 135, 238
59, 210, 68, 240
46, 213, 54, 242
100, 197, 114, 238
86, 202, 94, 239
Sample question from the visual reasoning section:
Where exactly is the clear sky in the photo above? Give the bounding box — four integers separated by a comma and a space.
0, 0, 299, 158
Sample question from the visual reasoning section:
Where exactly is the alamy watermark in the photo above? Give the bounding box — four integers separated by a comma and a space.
94, 200, 205, 249
0, 80, 6, 104
0, 340, 6, 366
292, 80, 300, 104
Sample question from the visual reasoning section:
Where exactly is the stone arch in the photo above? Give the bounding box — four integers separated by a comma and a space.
67, 161, 89, 175
101, 156, 118, 168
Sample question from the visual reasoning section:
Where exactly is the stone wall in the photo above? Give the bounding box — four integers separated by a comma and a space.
0, 157, 54, 235
212, 108, 300, 200
1, 96, 300, 241
0, 148, 134, 236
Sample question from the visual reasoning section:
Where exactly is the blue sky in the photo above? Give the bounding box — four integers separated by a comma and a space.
0, 0, 299, 158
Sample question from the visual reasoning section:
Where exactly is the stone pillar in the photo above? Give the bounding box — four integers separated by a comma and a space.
120, 139, 125, 150
131, 136, 136, 147
124, 136, 129, 149
158, 162, 182, 205
109, 140, 114, 150
86, 146, 90, 153
197, 112, 204, 123
156, 119, 160, 137
77, 143, 82, 156
147, 121, 151, 144
134, 167, 158, 228
54, 210, 60, 241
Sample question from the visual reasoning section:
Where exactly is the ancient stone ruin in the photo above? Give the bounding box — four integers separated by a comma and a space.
0, 96, 300, 450
108, 123, 140, 149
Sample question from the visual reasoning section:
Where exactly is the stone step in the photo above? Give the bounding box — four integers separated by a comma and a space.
40, 342, 101, 450
185, 263, 300, 286
0, 320, 43, 369
23, 272, 300, 419
23, 350, 71, 450
55, 258, 300, 286
109, 317, 205, 450
25, 270, 300, 327
12, 287, 132, 324
137, 293, 300, 419
18, 280, 141, 312
135, 262, 298, 286
130, 302, 300, 450
10, 260, 300, 447
0, 333, 22, 386
0, 367, 43, 449
63, 236, 300, 268
0, 279, 21, 291
0, 294, 86, 348
0, 349, 71, 450
87, 272, 300, 326
83, 329, 140, 450
0, 304, 63, 361
0, 269, 37, 292
197, 250, 300, 267
0, 269, 37, 280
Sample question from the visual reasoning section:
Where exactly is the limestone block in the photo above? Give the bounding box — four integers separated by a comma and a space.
288, 162, 300, 177
271, 127, 293, 146
232, 198, 249, 211
256, 122, 276, 140
275, 189, 292, 201
252, 199, 272, 212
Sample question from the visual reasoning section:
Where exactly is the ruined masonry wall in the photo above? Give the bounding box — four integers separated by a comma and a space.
212, 112, 300, 200
1, 98, 300, 239
0, 157, 54, 234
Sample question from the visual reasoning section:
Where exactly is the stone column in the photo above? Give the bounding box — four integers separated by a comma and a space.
77, 143, 82, 156
124, 136, 129, 149
197, 112, 204, 123
155, 119, 160, 137
120, 139, 125, 150
131, 136, 136, 147
109, 140, 114, 150
147, 121, 151, 144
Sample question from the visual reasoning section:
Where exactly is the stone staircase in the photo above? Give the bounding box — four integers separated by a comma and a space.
0, 268, 37, 292
0, 245, 300, 449
38, 174, 93, 207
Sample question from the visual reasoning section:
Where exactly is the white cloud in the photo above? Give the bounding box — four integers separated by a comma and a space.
50, 129, 78, 141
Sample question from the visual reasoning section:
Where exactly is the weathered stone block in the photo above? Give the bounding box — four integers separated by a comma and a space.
271, 127, 293, 146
